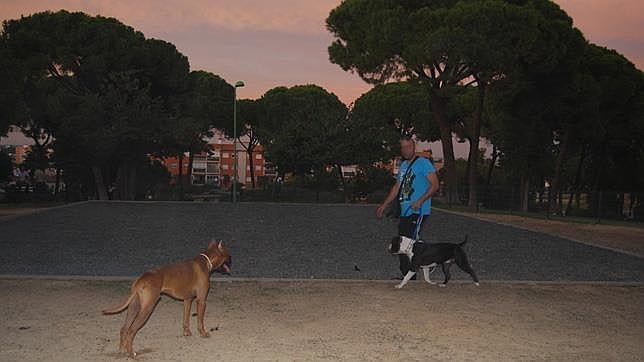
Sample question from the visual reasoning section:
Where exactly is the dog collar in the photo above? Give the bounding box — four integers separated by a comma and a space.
199, 253, 213, 271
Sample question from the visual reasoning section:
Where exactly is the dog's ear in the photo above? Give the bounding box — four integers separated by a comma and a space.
208, 239, 218, 249
218, 240, 223, 250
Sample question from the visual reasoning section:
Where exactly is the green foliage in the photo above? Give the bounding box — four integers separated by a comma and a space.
0, 150, 12, 182
581, 45, 644, 192
349, 81, 439, 164
135, 159, 171, 199
0, 10, 232, 200
352, 165, 396, 197
258, 85, 349, 175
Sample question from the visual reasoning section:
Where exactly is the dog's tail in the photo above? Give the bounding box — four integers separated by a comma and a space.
102, 291, 137, 315
459, 235, 469, 246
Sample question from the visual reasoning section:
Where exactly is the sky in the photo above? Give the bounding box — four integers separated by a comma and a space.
1, 0, 643, 156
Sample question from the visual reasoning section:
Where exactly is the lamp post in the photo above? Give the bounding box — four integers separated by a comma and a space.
232, 80, 245, 203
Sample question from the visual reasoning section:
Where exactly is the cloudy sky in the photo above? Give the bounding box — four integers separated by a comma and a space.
2, 1, 643, 155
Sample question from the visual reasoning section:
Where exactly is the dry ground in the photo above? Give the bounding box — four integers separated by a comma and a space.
437, 208, 644, 258
1, 278, 642, 361
0, 207, 43, 220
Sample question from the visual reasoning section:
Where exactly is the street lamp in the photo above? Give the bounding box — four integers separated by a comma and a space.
232, 80, 245, 203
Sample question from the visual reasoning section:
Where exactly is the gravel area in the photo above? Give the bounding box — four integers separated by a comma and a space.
0, 201, 642, 282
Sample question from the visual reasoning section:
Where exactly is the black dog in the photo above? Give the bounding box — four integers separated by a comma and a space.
388, 235, 479, 289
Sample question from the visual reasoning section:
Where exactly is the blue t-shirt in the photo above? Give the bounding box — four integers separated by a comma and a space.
397, 157, 436, 216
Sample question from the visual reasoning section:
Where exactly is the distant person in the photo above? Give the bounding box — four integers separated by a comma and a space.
376, 135, 439, 279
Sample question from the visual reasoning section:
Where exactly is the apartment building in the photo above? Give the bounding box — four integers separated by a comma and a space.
161, 129, 277, 188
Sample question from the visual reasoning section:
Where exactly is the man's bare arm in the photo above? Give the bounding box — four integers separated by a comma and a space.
382, 181, 401, 207
376, 181, 400, 218
411, 173, 439, 209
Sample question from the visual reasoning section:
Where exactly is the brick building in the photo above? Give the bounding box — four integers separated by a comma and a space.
160, 130, 277, 188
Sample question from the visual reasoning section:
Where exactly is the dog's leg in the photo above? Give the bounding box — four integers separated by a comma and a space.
124, 290, 159, 358
195, 283, 211, 338
195, 298, 210, 337
395, 270, 416, 289
455, 250, 480, 286
439, 263, 452, 287
119, 295, 140, 354
421, 266, 436, 285
182, 298, 193, 336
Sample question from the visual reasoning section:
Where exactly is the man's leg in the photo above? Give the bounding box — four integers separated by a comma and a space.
413, 214, 429, 240
411, 214, 433, 276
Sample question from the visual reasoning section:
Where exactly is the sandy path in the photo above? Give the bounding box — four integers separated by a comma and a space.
437, 208, 644, 258
1, 278, 642, 361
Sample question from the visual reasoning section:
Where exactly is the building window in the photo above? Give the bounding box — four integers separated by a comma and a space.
206, 163, 218, 173
255, 165, 262, 171
255, 154, 262, 160
222, 164, 229, 170
246, 177, 251, 182
222, 152, 230, 158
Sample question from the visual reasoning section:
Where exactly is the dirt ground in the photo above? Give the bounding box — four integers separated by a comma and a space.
438, 208, 644, 258
0, 207, 42, 220
1, 278, 642, 361
0, 202, 67, 221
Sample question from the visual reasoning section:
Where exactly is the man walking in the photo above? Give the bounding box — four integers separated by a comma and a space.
376, 136, 439, 278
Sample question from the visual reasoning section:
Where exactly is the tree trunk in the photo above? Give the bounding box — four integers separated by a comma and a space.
64, 179, 71, 202
127, 161, 137, 200
187, 149, 195, 187
519, 175, 529, 212
335, 163, 348, 202
467, 84, 485, 207
565, 145, 586, 216
178, 154, 184, 200
484, 144, 497, 207
617, 192, 625, 218
429, 94, 459, 204
549, 127, 571, 215
54, 168, 60, 196
115, 161, 133, 200
464, 136, 472, 204
91, 165, 109, 200
315, 165, 324, 203
115, 164, 124, 200
247, 145, 256, 189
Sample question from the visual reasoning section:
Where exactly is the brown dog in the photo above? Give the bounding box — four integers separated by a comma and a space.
102, 240, 231, 357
